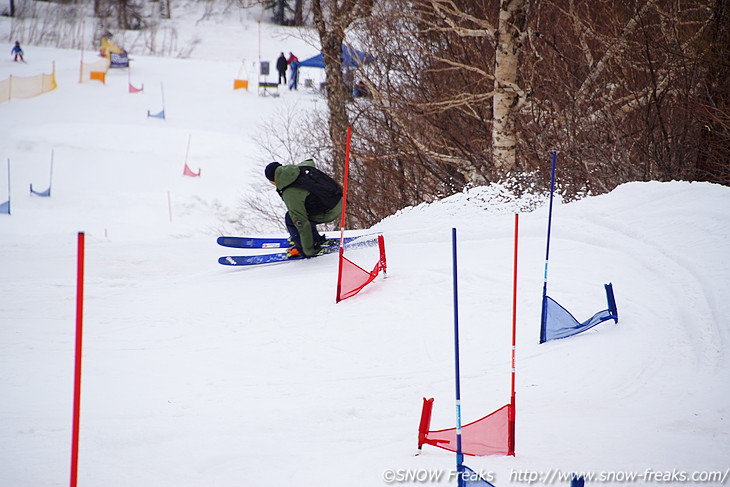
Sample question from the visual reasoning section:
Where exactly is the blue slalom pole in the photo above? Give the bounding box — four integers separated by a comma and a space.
540, 152, 557, 343
6, 158, 10, 214
451, 228, 465, 485
1, 158, 10, 215
48, 149, 54, 197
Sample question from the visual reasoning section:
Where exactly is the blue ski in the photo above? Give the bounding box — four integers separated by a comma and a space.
218, 245, 339, 266
218, 235, 380, 266
217, 234, 362, 249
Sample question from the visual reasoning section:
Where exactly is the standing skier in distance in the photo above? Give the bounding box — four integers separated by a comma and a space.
264, 160, 342, 258
11, 41, 24, 62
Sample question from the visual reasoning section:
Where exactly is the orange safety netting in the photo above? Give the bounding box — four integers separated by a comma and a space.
1, 69, 57, 103
80, 57, 109, 83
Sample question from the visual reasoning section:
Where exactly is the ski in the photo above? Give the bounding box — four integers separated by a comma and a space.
219, 245, 339, 266
217, 234, 366, 249
218, 235, 379, 267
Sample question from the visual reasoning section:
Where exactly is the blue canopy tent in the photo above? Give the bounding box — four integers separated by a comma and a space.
298, 45, 375, 68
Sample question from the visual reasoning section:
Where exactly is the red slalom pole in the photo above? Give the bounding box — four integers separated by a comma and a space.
416, 397, 434, 454
508, 214, 518, 456
70, 231, 85, 487
335, 126, 352, 303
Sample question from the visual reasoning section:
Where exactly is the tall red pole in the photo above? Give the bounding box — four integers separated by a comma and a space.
70, 232, 85, 487
508, 214, 518, 456
335, 126, 352, 303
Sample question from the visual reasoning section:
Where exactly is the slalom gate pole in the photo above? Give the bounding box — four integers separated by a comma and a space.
540, 152, 557, 343
167, 191, 173, 223
70, 232, 85, 487
160, 83, 166, 114
237, 59, 245, 79
49, 149, 54, 197
7, 158, 11, 215
377, 234, 387, 277
451, 228, 465, 484
335, 126, 352, 303
184, 134, 192, 167
509, 214, 519, 456
78, 21, 85, 84
416, 397, 435, 454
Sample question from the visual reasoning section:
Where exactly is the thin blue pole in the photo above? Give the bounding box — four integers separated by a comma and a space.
5, 158, 10, 215
451, 228, 464, 485
49, 149, 54, 197
540, 152, 557, 343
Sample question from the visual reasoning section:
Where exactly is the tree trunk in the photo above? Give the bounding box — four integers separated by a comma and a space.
312, 0, 347, 183
696, 0, 730, 184
321, 36, 349, 185
294, 0, 303, 26
161, 0, 171, 20
492, 0, 527, 173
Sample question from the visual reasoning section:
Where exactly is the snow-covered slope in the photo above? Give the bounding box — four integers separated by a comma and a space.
1, 11, 729, 487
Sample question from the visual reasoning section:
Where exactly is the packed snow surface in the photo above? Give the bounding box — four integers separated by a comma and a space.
1, 7, 729, 487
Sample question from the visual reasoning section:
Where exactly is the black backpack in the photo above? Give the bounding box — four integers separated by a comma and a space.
282, 165, 343, 214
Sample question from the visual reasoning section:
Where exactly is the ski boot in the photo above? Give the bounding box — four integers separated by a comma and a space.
286, 246, 302, 258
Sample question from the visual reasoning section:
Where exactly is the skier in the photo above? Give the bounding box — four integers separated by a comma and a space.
11, 41, 24, 62
264, 160, 343, 258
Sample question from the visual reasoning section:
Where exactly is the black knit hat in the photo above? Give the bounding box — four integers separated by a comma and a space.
265, 162, 281, 181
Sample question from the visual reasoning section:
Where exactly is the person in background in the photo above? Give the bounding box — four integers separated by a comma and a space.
11, 41, 24, 62
287, 52, 299, 90
276, 52, 288, 85
289, 60, 299, 90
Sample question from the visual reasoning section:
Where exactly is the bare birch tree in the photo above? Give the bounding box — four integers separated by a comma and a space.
337, 0, 528, 225
492, 0, 528, 172
337, 0, 726, 226
517, 0, 726, 195
356, 0, 527, 184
